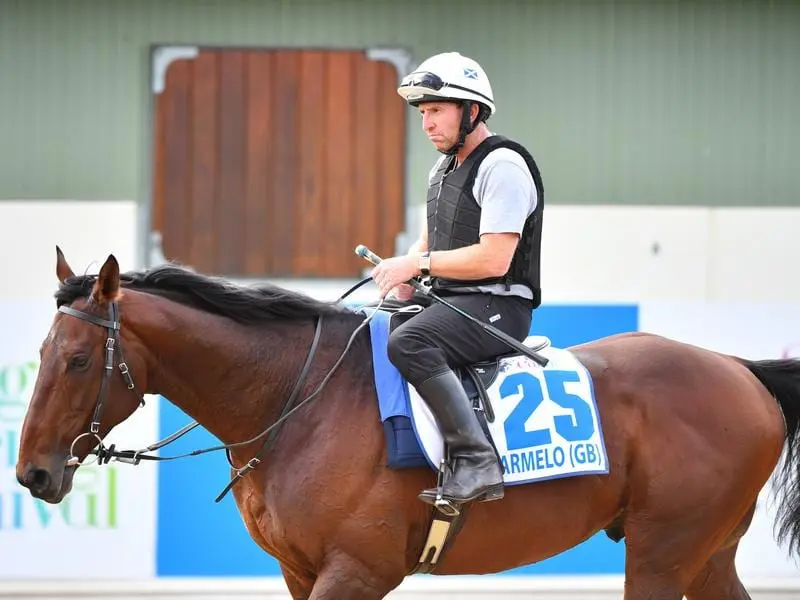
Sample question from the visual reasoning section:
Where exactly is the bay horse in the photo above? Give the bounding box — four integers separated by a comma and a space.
15, 247, 800, 599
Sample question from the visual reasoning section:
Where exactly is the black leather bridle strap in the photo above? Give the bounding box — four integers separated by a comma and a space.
59, 305, 119, 330
59, 302, 140, 436
216, 315, 324, 502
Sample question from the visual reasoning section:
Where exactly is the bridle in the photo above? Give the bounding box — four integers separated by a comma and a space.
59, 302, 138, 466
55, 296, 350, 502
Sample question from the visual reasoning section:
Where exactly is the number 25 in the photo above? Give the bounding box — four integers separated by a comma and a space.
499, 370, 595, 451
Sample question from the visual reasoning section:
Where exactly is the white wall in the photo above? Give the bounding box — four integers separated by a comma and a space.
5, 200, 799, 305
408, 204, 800, 304
0, 200, 143, 299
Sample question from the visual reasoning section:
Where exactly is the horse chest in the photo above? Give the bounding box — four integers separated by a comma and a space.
234, 476, 309, 563
233, 478, 283, 553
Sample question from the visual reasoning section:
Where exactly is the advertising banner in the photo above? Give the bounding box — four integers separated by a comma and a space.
0, 299, 159, 578
0, 200, 156, 579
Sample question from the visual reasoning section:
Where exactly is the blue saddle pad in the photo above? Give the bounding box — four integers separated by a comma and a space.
360, 306, 610, 488
365, 308, 429, 469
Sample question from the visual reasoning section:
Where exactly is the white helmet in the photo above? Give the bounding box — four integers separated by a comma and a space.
397, 52, 495, 116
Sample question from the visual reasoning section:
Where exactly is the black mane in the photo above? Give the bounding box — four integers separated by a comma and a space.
55, 263, 358, 324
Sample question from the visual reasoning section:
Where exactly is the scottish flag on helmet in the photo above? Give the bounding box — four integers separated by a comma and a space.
397, 52, 496, 115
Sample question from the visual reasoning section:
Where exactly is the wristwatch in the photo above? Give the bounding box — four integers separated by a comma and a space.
418, 251, 431, 277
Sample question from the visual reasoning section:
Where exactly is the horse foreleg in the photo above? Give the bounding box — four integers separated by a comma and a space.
307, 552, 402, 600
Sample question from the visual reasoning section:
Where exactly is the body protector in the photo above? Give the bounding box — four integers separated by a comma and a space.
426, 135, 545, 308
397, 52, 495, 156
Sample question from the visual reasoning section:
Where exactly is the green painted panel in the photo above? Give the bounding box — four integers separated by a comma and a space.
0, 0, 797, 207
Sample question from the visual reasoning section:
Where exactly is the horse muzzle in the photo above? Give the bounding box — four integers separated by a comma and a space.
17, 460, 75, 504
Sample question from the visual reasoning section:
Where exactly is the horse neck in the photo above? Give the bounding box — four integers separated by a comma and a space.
125, 292, 323, 449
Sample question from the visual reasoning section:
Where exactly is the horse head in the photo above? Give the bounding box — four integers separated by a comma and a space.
16, 247, 148, 503
16, 246, 367, 505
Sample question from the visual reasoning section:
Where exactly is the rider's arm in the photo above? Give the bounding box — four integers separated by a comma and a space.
427, 155, 536, 280
407, 222, 428, 255
427, 234, 517, 279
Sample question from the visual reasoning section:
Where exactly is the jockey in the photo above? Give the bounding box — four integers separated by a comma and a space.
370, 51, 545, 510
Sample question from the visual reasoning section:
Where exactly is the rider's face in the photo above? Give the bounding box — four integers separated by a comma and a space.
419, 102, 462, 152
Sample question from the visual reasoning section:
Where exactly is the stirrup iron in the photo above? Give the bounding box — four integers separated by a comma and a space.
434, 457, 462, 517
418, 457, 464, 517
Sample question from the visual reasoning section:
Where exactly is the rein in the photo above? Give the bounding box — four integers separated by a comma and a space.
58, 276, 378, 503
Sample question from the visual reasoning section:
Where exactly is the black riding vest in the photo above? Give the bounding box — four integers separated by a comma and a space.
426, 135, 544, 308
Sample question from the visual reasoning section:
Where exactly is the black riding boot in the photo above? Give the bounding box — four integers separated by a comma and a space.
415, 370, 504, 508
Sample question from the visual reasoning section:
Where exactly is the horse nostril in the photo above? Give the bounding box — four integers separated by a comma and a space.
23, 467, 51, 494
32, 469, 51, 492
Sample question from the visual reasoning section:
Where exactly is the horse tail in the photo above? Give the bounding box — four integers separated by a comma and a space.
741, 357, 800, 558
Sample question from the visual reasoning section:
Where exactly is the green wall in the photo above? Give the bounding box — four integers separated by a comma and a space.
1, 0, 797, 210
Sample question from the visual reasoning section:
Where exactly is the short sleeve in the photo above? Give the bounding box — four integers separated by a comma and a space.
474, 149, 537, 236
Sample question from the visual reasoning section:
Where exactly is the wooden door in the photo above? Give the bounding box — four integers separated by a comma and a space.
150, 47, 407, 278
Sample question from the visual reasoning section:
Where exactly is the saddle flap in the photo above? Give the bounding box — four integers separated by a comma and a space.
467, 335, 551, 384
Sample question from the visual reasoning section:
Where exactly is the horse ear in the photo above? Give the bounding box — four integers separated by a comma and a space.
91, 254, 121, 304
56, 245, 75, 283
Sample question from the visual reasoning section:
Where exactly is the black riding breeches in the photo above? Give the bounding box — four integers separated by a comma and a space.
386, 291, 534, 387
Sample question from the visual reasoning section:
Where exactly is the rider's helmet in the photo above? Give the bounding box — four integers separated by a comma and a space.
397, 52, 495, 155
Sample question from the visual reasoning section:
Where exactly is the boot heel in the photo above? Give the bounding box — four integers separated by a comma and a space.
477, 483, 505, 502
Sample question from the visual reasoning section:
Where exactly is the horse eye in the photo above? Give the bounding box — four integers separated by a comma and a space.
68, 354, 90, 371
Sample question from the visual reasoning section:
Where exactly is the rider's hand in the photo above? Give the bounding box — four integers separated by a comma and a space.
371, 255, 419, 298
390, 283, 415, 301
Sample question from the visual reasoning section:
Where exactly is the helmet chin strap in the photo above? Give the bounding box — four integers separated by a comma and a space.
440, 101, 478, 156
